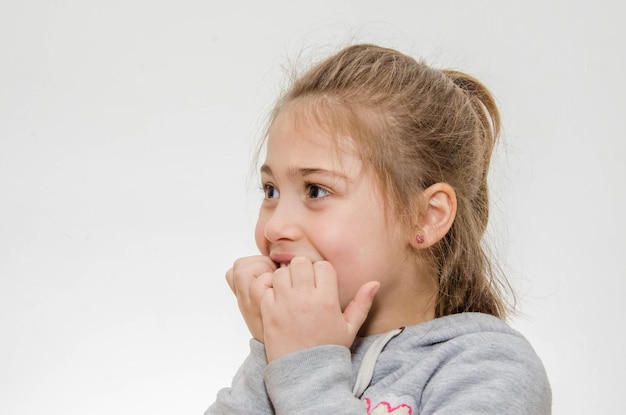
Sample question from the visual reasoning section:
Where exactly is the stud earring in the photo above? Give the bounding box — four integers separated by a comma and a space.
415, 234, 425, 244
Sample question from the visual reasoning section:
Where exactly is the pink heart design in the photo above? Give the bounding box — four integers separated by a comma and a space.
365, 398, 413, 415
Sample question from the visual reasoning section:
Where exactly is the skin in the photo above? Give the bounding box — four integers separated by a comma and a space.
226, 107, 456, 363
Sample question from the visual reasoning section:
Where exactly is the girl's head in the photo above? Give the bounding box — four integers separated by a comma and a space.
255, 44, 508, 323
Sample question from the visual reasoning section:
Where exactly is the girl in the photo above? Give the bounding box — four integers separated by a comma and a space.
206, 44, 551, 414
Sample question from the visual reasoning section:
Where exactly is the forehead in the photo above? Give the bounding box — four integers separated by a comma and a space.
264, 106, 362, 174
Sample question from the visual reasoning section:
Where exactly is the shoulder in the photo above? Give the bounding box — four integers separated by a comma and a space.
403, 312, 537, 354
403, 313, 552, 414
405, 313, 547, 376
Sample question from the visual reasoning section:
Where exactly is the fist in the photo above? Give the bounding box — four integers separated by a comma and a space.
225, 255, 276, 342
261, 257, 379, 362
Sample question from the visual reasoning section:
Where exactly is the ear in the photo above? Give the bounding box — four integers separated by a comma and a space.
412, 183, 457, 249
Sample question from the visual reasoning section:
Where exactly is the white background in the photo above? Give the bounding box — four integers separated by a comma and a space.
1, 1, 624, 414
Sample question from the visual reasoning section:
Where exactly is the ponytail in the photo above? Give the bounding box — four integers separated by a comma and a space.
434, 69, 509, 318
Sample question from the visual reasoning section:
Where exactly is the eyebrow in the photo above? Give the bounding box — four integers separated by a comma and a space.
260, 164, 350, 180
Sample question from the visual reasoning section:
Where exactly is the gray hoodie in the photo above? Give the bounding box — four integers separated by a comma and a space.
206, 312, 551, 414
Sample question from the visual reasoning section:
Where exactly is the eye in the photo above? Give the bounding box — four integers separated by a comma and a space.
306, 183, 331, 199
263, 183, 279, 199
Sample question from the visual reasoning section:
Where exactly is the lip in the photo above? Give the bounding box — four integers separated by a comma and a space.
269, 252, 295, 266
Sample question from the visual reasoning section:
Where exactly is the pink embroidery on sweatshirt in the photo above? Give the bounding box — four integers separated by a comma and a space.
365, 398, 413, 415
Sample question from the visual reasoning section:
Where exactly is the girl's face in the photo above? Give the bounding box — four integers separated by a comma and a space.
255, 109, 429, 324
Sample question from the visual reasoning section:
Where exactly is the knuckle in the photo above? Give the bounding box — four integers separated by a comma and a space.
273, 266, 289, 278
290, 256, 312, 268
232, 256, 248, 268
313, 260, 334, 274
292, 256, 307, 264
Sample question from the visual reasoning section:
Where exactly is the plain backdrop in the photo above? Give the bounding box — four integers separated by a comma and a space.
1, 1, 624, 414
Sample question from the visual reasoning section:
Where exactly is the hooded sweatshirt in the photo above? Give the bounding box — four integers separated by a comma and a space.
206, 312, 551, 414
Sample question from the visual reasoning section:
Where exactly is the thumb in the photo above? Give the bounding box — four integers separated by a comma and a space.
343, 281, 380, 336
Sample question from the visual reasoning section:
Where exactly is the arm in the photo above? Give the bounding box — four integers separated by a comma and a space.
264, 345, 367, 414
205, 340, 274, 414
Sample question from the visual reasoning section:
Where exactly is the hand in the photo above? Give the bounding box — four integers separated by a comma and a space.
225, 255, 276, 342
261, 257, 379, 362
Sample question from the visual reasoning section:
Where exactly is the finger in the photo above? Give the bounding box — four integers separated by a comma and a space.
230, 255, 277, 296
289, 256, 315, 290
312, 261, 338, 295
232, 255, 277, 277
260, 287, 276, 315
250, 271, 274, 304
271, 265, 292, 296
343, 281, 380, 337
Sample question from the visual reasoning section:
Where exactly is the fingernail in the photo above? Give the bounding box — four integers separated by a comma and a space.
370, 282, 380, 296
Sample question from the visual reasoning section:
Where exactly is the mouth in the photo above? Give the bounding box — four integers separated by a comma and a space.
269, 252, 295, 268
271, 260, 288, 268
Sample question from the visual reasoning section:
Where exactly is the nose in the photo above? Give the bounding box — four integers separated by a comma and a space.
259, 199, 301, 244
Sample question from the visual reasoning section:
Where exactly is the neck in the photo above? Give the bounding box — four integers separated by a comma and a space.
357, 253, 439, 336
358, 286, 437, 336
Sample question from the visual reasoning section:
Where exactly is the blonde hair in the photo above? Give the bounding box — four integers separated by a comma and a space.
266, 44, 510, 318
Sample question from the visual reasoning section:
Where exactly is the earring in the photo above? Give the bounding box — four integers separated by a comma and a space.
415, 234, 425, 244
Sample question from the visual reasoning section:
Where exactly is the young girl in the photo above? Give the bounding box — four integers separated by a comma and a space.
206, 44, 551, 414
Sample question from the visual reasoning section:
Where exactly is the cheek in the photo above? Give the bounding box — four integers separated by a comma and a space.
319, 240, 369, 307
334, 269, 360, 308
254, 214, 269, 255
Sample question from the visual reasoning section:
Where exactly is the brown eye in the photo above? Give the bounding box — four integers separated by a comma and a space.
306, 183, 330, 199
263, 184, 279, 199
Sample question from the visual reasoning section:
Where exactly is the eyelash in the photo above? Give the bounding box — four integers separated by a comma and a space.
262, 183, 278, 199
261, 182, 331, 200
305, 182, 331, 199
